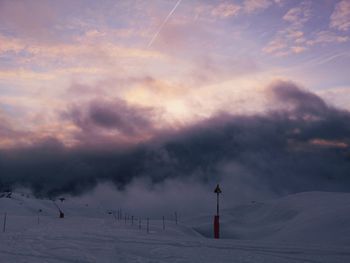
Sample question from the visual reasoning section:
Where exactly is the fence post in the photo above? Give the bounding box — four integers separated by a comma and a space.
3, 213, 7, 233
147, 218, 149, 233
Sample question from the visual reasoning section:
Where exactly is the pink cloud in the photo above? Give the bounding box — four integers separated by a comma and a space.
211, 2, 241, 18
307, 31, 349, 46
243, 0, 272, 14
330, 0, 350, 31
283, 1, 311, 26
263, 1, 311, 56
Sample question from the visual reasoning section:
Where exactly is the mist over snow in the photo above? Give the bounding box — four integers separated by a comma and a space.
0, 81, 350, 214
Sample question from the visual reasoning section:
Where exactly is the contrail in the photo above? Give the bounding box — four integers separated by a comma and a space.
147, 0, 183, 48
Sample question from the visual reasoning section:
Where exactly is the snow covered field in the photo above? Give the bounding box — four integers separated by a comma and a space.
1, 192, 350, 263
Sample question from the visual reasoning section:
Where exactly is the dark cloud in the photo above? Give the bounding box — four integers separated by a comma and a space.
62, 98, 157, 145
88, 101, 153, 133
271, 80, 329, 116
1, 81, 350, 199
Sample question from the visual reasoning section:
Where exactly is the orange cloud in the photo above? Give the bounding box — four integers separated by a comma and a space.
309, 139, 348, 148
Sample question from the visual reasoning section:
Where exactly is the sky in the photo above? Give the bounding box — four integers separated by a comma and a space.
0, 0, 350, 205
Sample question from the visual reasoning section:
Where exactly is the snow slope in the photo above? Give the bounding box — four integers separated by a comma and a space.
0, 191, 350, 262
189, 191, 350, 245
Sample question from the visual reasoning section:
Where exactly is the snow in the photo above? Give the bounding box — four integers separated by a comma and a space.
1, 191, 350, 262
189, 192, 350, 245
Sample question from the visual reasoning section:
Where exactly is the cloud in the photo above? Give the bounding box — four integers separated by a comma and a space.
263, 38, 288, 55
290, 46, 306, 54
0, 34, 25, 54
243, 0, 272, 14
62, 98, 160, 146
330, 0, 350, 31
189, 55, 260, 85
273, 0, 285, 5
1, 81, 350, 200
270, 80, 329, 115
282, 1, 311, 26
263, 1, 311, 56
0, 114, 18, 143
193, 2, 241, 21
263, 1, 349, 57
0, 109, 32, 148
37, 41, 162, 60
197, 0, 278, 20
263, 36, 307, 56
211, 2, 241, 18
306, 30, 349, 46
0, 33, 164, 71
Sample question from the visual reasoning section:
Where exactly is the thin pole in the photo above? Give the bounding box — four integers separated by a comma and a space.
147, 218, 149, 233
3, 213, 7, 233
216, 193, 219, 216
139, 218, 141, 229
162, 216, 165, 230
131, 216, 134, 225
175, 211, 178, 225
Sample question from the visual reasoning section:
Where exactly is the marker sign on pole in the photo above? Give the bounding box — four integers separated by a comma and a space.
214, 184, 222, 239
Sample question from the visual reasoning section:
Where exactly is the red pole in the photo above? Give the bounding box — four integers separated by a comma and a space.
214, 215, 219, 239
214, 184, 222, 239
